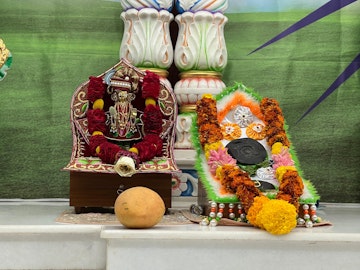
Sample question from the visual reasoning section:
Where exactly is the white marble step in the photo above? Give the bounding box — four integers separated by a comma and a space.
101, 204, 360, 270
0, 201, 359, 270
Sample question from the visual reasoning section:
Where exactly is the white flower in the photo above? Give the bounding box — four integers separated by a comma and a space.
256, 167, 275, 180
114, 156, 136, 177
233, 106, 254, 127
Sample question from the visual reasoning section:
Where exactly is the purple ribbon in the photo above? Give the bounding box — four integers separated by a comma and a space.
249, 0, 357, 55
248, 0, 359, 122
297, 53, 360, 123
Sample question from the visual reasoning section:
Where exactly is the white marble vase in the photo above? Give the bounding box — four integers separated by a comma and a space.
174, 10, 228, 72
120, 8, 174, 70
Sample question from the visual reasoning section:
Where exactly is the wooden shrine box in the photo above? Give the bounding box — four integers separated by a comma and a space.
64, 59, 179, 213
70, 172, 172, 214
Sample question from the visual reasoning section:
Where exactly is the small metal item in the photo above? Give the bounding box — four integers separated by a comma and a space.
117, 184, 125, 195
189, 204, 203, 215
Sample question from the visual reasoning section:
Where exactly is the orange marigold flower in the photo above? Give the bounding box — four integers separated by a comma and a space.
260, 97, 280, 110
246, 122, 266, 140
266, 126, 284, 137
266, 114, 285, 125
280, 170, 304, 197
276, 192, 293, 203
198, 123, 223, 145
219, 165, 240, 193
236, 186, 258, 213
196, 97, 218, 124
221, 123, 242, 140
247, 196, 270, 229
267, 133, 290, 147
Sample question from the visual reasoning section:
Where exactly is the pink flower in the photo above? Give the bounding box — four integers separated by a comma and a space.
207, 148, 237, 175
272, 148, 294, 170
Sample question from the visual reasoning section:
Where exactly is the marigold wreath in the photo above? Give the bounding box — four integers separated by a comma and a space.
195, 94, 305, 234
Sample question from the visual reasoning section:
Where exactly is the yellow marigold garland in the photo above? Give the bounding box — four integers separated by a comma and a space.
271, 142, 285, 154
246, 196, 269, 229
256, 199, 298, 235
276, 166, 297, 182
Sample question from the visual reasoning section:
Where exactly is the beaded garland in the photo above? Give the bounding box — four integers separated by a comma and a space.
86, 70, 164, 177
195, 94, 314, 234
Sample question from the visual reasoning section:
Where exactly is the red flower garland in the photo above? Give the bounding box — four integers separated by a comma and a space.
86, 71, 163, 169
142, 104, 163, 135
87, 109, 107, 134
88, 134, 107, 156
87, 76, 106, 102
142, 72, 161, 99
133, 134, 163, 162
97, 141, 122, 164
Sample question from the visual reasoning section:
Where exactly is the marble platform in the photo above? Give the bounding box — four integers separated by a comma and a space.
0, 200, 359, 270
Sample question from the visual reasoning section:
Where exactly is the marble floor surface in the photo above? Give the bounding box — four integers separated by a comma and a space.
0, 199, 72, 225
0, 200, 359, 270
0, 199, 359, 234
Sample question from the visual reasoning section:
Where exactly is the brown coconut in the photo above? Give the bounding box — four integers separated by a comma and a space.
114, 186, 165, 229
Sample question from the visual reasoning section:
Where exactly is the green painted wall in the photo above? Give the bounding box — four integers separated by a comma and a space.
0, 0, 359, 202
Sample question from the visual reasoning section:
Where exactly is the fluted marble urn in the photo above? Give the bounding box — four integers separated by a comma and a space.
174, 11, 228, 72
119, 8, 174, 70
